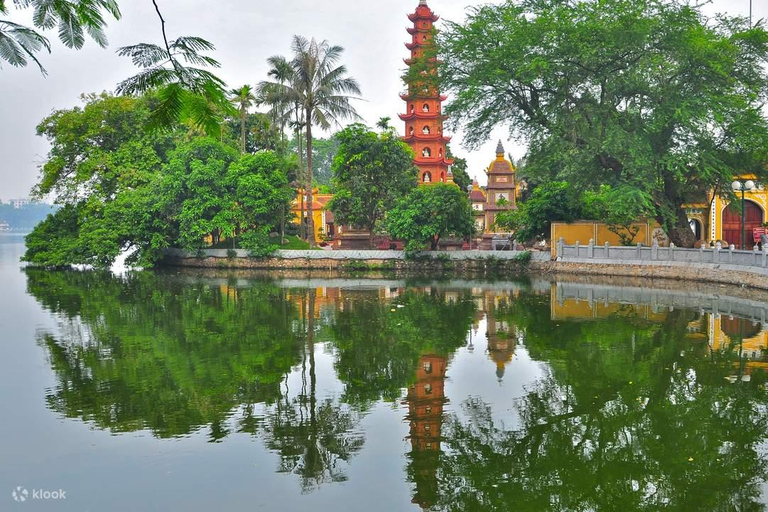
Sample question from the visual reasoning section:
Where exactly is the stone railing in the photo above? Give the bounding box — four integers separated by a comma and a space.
556, 238, 768, 270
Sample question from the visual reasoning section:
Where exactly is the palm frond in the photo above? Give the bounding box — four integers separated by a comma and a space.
147, 82, 187, 131
116, 43, 169, 67
56, 7, 85, 49
0, 20, 49, 72
115, 66, 178, 95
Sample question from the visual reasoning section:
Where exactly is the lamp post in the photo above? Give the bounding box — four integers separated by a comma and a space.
731, 179, 756, 249
467, 184, 474, 250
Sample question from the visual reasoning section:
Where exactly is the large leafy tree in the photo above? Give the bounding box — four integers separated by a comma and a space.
23, 93, 178, 267
258, 36, 361, 247
440, 0, 768, 247
23, 93, 292, 267
157, 137, 293, 255
386, 183, 474, 251
328, 124, 417, 248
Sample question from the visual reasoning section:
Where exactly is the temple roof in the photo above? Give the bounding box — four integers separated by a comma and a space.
487, 141, 516, 176
470, 183, 487, 202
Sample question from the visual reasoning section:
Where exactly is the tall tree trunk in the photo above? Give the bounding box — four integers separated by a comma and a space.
305, 115, 316, 248
369, 228, 375, 250
240, 107, 246, 154
664, 207, 697, 248
659, 178, 697, 248
296, 127, 305, 241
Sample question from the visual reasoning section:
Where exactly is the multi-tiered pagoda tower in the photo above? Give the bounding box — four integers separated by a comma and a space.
400, 0, 454, 185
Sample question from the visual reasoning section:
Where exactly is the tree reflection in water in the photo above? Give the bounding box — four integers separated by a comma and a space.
434, 296, 768, 512
25, 269, 768, 509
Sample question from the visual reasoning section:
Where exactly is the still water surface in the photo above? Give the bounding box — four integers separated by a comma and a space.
2, 236, 768, 511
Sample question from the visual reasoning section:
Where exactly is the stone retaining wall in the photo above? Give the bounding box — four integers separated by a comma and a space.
549, 259, 768, 290
159, 248, 768, 290
160, 249, 542, 274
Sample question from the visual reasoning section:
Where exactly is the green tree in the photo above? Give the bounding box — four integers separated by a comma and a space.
23, 93, 178, 267
229, 85, 257, 153
495, 181, 581, 242
230, 151, 295, 256
441, 0, 768, 247
328, 124, 418, 248
386, 183, 474, 251
224, 112, 283, 155
157, 137, 292, 254
446, 144, 471, 191
258, 36, 361, 247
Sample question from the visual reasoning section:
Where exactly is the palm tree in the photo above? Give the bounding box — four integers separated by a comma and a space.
258, 36, 361, 247
229, 85, 256, 153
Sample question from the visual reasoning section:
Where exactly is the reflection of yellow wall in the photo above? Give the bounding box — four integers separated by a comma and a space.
708, 316, 768, 360
551, 297, 668, 323
551, 221, 661, 256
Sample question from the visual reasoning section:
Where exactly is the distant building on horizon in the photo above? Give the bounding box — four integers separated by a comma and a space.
9, 198, 31, 210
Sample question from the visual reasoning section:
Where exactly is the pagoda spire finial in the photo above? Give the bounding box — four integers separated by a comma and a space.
419, 0, 428, 5
496, 140, 505, 156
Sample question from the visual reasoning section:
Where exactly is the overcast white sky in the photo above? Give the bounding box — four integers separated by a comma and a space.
0, 0, 763, 200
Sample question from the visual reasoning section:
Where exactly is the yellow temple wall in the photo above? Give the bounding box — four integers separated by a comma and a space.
551, 221, 662, 256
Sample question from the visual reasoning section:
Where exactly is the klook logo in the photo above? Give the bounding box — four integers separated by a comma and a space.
11, 487, 27, 502
11, 486, 66, 503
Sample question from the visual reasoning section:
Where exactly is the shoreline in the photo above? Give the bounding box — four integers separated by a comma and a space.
159, 248, 768, 292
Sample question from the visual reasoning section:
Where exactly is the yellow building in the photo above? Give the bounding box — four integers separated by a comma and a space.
552, 176, 767, 250
291, 188, 337, 245
685, 176, 767, 248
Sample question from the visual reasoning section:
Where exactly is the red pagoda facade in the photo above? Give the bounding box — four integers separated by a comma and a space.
400, 0, 454, 185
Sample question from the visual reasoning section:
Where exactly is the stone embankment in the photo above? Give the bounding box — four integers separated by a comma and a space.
161, 242, 768, 290
553, 239, 768, 290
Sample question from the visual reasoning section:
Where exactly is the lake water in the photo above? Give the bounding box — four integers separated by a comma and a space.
3, 236, 768, 511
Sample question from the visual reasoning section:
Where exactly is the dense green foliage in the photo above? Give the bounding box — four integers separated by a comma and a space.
287, 136, 340, 187
23, 93, 293, 267
441, 0, 768, 246
386, 183, 474, 251
497, 182, 659, 244
495, 182, 581, 241
156, 138, 293, 256
328, 124, 417, 247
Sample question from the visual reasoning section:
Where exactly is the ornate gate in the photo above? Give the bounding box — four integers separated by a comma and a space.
723, 201, 763, 249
